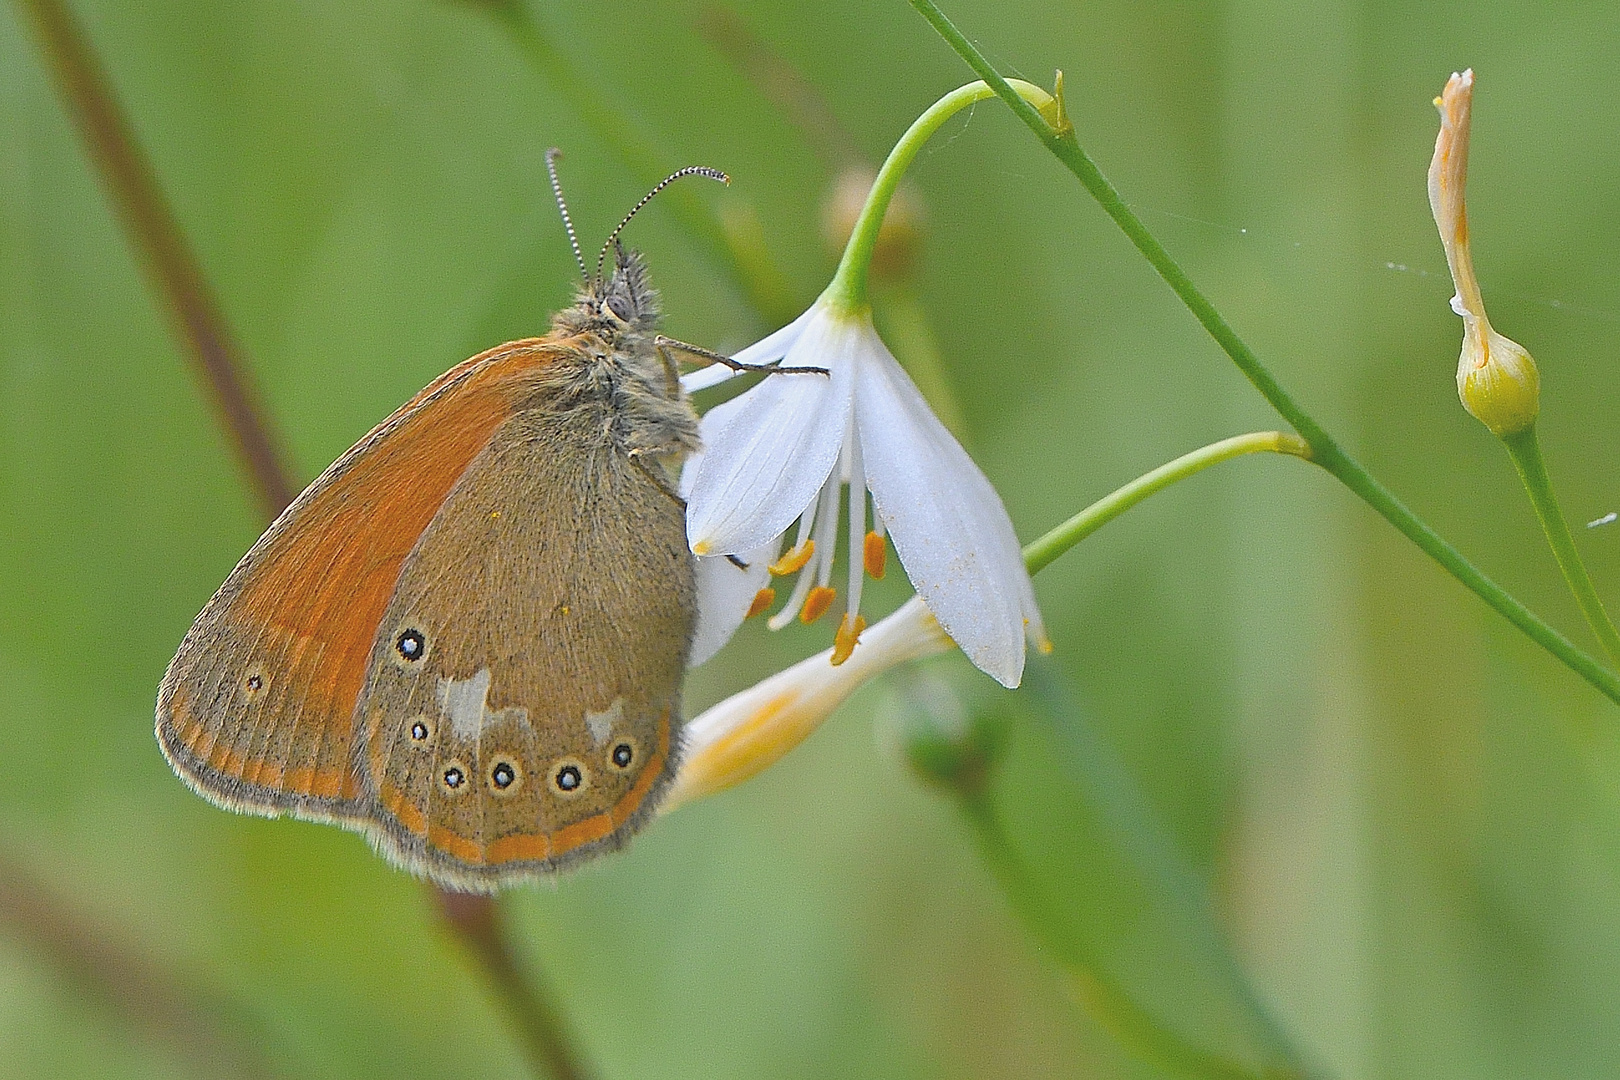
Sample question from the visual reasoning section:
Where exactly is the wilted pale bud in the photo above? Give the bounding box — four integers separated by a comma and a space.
1428, 69, 1540, 437
822, 167, 925, 280
662, 597, 953, 812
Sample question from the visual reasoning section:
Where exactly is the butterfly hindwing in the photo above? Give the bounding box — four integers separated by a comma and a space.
354, 402, 695, 889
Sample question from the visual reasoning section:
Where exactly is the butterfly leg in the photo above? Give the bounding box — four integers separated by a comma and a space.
656, 336, 828, 378
628, 451, 686, 509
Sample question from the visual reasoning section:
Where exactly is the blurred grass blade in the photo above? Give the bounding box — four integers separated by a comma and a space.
0, 850, 277, 1079
981, 661, 1319, 1078
14, 0, 294, 518
453, 0, 800, 326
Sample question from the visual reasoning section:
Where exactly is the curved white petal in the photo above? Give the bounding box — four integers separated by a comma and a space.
685, 304, 859, 555
855, 337, 1041, 687
687, 545, 776, 667
678, 307, 817, 394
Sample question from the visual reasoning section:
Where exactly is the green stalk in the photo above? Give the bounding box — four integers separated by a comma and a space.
905, 0, 1620, 708
1024, 432, 1311, 574
824, 78, 1056, 312
1503, 426, 1620, 665
957, 792, 1297, 1080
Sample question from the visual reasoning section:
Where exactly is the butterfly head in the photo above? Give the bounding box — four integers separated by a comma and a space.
544, 150, 724, 345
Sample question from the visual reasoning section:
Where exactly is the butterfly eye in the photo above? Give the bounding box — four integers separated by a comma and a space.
395, 629, 427, 662
609, 742, 635, 770
552, 762, 587, 795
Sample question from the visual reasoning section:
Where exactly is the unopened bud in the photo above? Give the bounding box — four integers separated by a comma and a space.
1458, 322, 1540, 436
1429, 69, 1541, 437
883, 671, 1008, 798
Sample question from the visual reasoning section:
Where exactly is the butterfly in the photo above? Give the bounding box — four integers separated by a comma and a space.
157, 154, 754, 891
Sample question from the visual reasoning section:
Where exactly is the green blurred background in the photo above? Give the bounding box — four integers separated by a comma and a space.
6, 0, 1620, 1077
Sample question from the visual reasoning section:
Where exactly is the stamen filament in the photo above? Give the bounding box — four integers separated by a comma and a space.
845, 433, 868, 623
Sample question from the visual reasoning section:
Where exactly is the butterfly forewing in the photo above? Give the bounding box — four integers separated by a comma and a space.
156, 340, 563, 827
356, 404, 694, 888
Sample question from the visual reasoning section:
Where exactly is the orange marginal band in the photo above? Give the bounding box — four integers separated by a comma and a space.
425, 707, 673, 867
224, 340, 561, 801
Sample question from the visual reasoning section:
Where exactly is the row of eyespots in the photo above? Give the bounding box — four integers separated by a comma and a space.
406, 715, 638, 777
423, 739, 639, 799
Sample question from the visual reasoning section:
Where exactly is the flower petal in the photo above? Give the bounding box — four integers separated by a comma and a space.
662, 596, 953, 812
678, 307, 816, 394
685, 303, 859, 555
687, 546, 776, 667
855, 337, 1041, 687
680, 431, 777, 666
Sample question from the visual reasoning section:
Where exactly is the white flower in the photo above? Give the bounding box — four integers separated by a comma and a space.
663, 596, 954, 812
679, 295, 1045, 688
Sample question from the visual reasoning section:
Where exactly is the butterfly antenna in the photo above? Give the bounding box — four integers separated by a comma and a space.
545, 148, 589, 285
596, 165, 729, 284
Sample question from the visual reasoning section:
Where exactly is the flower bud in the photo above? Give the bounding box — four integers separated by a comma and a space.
1429, 69, 1541, 437
1457, 322, 1540, 436
883, 670, 1009, 798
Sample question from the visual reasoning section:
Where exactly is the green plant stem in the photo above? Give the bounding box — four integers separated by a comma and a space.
957, 792, 1294, 1080
906, 0, 1620, 708
826, 78, 1053, 310
1503, 425, 1620, 665
1024, 432, 1311, 575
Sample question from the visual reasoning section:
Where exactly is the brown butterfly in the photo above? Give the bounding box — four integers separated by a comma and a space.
157, 154, 755, 891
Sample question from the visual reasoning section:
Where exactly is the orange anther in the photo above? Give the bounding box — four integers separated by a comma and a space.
830, 613, 867, 665
800, 585, 836, 624
745, 587, 776, 619
769, 540, 815, 576
863, 530, 887, 579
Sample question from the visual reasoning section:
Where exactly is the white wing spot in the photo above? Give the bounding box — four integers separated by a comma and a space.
438, 669, 492, 740
585, 698, 625, 746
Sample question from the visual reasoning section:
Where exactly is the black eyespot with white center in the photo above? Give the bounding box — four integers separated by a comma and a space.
396, 629, 426, 662
611, 743, 633, 769
245, 674, 263, 693
439, 759, 469, 795
492, 761, 516, 789
409, 718, 430, 742
555, 765, 582, 792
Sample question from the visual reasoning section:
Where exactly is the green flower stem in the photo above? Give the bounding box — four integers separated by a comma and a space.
906, 0, 1620, 708
825, 78, 1056, 311
1024, 432, 1312, 575
957, 791, 1295, 1080
1503, 425, 1620, 665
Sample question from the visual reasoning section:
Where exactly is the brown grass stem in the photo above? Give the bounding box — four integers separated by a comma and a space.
16, 4, 595, 1076
15, 0, 294, 518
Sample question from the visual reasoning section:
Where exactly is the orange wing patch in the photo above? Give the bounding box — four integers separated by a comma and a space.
158, 339, 569, 818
